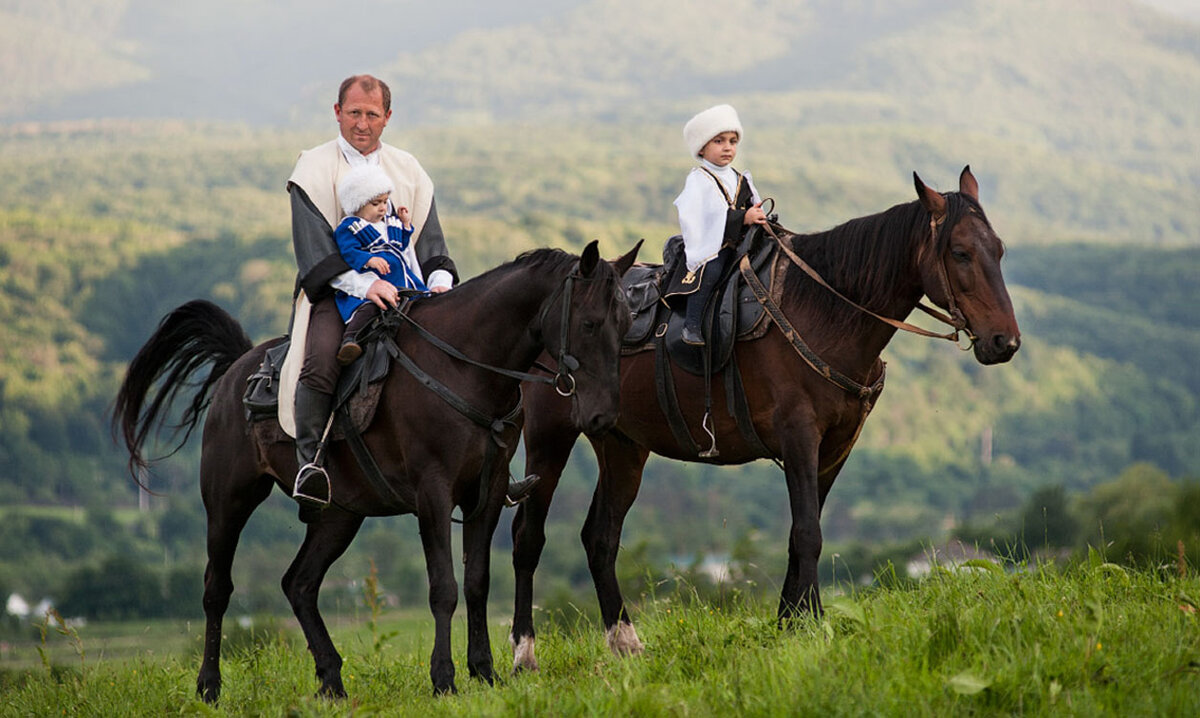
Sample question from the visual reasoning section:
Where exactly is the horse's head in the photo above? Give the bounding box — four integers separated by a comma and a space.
538, 239, 639, 434
914, 167, 1021, 365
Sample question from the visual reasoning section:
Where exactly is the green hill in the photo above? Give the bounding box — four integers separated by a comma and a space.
0, 0, 1197, 623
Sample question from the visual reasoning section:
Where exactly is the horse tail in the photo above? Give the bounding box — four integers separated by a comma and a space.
112, 299, 253, 481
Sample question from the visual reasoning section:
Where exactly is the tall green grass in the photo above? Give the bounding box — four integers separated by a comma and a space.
3, 561, 1197, 716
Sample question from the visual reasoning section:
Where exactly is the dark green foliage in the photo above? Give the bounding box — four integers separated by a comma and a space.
57, 554, 165, 621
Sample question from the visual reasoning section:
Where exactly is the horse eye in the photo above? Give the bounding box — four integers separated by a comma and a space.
951, 249, 971, 263
581, 320, 598, 333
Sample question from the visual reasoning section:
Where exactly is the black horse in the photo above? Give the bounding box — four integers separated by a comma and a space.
113, 241, 638, 700
508, 169, 1020, 669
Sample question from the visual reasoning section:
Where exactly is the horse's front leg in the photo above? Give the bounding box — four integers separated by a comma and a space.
462, 478, 506, 685
281, 509, 365, 699
777, 422, 824, 624
418, 492, 459, 694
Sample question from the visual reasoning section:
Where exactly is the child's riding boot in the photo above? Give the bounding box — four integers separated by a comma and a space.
681, 254, 727, 346
337, 304, 380, 366
292, 383, 334, 508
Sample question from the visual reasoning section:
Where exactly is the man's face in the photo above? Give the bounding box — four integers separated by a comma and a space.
335, 84, 391, 155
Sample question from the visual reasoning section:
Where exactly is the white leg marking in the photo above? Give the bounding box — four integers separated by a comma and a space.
606, 621, 645, 656
510, 633, 539, 672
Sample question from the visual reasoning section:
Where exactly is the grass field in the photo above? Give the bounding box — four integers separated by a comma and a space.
2, 560, 1198, 716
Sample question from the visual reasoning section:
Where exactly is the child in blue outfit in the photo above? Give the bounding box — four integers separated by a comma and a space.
333, 164, 430, 364
673, 104, 768, 345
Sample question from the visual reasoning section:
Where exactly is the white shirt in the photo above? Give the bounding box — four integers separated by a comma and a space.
673, 160, 760, 271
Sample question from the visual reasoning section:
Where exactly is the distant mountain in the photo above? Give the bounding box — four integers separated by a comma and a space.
8, 1, 1194, 244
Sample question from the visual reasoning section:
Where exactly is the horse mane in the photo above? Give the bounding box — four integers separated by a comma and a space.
456, 248, 580, 291
780, 191, 984, 331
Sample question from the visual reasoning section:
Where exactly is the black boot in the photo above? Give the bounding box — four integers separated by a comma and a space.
505, 474, 542, 506
337, 304, 380, 366
682, 254, 727, 346
293, 384, 334, 508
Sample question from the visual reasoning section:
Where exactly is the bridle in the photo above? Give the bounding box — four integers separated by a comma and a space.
387, 263, 594, 397
358, 262, 601, 522
762, 203, 977, 351
532, 266, 592, 397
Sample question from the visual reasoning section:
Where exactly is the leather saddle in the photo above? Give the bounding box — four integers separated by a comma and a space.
243, 316, 397, 442
621, 226, 779, 375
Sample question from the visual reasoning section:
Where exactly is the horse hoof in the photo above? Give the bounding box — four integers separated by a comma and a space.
510, 634, 540, 673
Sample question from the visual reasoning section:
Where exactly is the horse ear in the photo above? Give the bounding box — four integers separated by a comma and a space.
959, 165, 979, 201
610, 239, 643, 277
913, 171, 947, 218
580, 240, 601, 277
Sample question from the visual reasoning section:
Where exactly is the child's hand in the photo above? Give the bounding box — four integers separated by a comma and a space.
743, 203, 768, 226
366, 256, 391, 274
397, 206, 412, 228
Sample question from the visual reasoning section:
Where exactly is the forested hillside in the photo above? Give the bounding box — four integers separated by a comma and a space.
1, 0, 1197, 619
0, 123, 1196, 552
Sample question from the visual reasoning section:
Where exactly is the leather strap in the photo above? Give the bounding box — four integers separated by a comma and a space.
764, 223, 963, 341
740, 254, 885, 400
654, 331, 702, 455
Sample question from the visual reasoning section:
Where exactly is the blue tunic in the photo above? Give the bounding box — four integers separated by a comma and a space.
333, 215, 429, 321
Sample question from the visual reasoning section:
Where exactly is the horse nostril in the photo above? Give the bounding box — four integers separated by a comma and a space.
992, 333, 1020, 354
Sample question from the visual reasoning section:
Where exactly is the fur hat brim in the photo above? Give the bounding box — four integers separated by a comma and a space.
683, 104, 743, 159
337, 164, 395, 216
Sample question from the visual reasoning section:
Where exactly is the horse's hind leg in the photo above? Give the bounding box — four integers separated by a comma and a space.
510, 412, 580, 672
281, 508, 364, 699
581, 431, 650, 656
196, 466, 274, 704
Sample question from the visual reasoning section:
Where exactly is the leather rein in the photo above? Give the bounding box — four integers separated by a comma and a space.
368, 265, 592, 522
740, 207, 976, 401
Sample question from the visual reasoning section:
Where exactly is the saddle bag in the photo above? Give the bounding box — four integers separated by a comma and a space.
244, 341, 290, 419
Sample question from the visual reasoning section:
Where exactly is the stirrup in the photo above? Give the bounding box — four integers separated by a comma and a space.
505, 474, 542, 506
698, 410, 720, 458
293, 463, 331, 508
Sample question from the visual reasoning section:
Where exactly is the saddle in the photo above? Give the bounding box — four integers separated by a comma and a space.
621, 225, 780, 375
243, 314, 399, 443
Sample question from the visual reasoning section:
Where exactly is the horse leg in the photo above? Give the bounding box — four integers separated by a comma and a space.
777, 427, 825, 625
418, 495, 459, 694
196, 469, 274, 704
280, 508, 365, 699
462, 485, 506, 685
510, 418, 578, 672
581, 431, 650, 655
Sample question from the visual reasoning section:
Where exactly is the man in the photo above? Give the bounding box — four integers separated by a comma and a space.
287, 74, 456, 507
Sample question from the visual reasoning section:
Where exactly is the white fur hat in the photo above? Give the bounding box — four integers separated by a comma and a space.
683, 104, 743, 159
337, 164, 394, 216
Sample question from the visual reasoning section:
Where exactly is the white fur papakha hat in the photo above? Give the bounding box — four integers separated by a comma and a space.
683, 104, 743, 159
337, 164, 394, 216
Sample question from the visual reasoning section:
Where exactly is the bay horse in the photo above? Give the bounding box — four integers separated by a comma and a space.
508, 168, 1020, 669
113, 241, 638, 700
